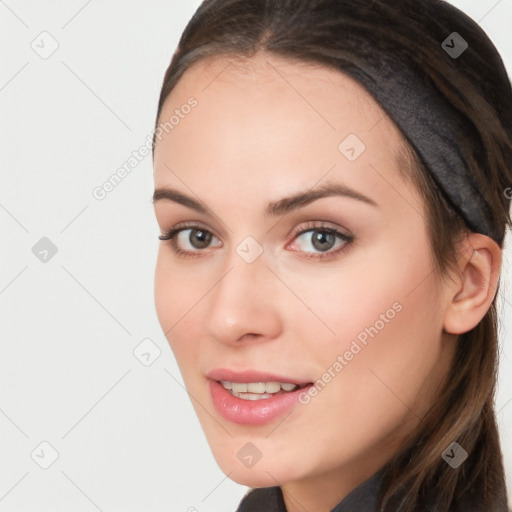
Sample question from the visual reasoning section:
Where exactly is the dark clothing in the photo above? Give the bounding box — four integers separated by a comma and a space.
235, 465, 510, 512
235, 467, 384, 512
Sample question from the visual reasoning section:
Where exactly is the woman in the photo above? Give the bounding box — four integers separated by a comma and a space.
151, 0, 512, 510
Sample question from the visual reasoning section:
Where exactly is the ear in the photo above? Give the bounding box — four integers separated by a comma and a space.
443, 233, 502, 335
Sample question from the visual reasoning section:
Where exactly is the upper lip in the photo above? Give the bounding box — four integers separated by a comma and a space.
206, 368, 312, 385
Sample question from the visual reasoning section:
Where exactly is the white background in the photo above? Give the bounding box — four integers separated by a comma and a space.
1, 1, 511, 510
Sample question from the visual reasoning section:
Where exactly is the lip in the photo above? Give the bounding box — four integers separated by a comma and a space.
206, 368, 313, 426
206, 368, 311, 385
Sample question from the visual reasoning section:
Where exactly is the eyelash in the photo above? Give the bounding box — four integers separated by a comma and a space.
158, 221, 354, 261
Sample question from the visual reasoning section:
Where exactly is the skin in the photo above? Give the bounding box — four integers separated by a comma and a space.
152, 53, 501, 512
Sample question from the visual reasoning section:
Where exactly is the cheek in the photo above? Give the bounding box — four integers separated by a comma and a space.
318, 276, 442, 437
154, 250, 198, 332
154, 251, 208, 378
314, 235, 436, 358
291, 239, 443, 414
279, 257, 410, 370
154, 252, 175, 332
154, 252, 193, 356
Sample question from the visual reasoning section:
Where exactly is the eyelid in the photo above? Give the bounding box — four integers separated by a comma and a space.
159, 221, 223, 246
160, 219, 354, 261
288, 220, 352, 240
160, 220, 350, 243
161, 220, 222, 239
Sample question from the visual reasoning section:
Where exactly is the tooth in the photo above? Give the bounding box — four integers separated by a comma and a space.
235, 392, 273, 400
224, 381, 299, 396
231, 382, 248, 393
242, 393, 261, 400
247, 382, 266, 393
265, 381, 281, 393
220, 380, 232, 390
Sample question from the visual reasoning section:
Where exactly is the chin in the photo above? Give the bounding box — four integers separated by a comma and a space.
210, 444, 301, 487
225, 465, 290, 488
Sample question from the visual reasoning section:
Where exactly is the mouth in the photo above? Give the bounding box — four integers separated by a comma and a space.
218, 380, 308, 400
206, 369, 314, 425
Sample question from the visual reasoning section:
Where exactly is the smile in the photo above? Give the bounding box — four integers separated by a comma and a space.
220, 380, 301, 400
206, 370, 314, 425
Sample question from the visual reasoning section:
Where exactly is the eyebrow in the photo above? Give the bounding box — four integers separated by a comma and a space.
153, 181, 378, 218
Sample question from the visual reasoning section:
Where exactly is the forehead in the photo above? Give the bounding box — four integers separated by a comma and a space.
153, 53, 408, 202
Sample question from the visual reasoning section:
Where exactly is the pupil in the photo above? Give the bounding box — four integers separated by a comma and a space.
190, 229, 211, 249
312, 230, 334, 251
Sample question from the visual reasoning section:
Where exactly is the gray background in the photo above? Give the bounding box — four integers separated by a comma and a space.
1, 1, 511, 510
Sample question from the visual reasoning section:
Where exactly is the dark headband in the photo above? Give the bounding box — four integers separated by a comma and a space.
339, 48, 499, 244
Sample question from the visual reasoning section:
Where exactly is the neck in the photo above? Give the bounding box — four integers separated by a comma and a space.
279, 446, 396, 512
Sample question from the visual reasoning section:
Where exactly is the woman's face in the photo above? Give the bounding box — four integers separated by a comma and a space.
153, 54, 456, 493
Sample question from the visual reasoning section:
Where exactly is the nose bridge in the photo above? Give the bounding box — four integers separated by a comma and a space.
204, 240, 282, 343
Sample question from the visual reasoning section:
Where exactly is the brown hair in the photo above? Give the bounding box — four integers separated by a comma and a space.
152, 1, 512, 510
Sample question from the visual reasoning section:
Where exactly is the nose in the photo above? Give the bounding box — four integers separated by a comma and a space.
204, 246, 283, 346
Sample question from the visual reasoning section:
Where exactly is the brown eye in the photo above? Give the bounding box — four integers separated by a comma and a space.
187, 229, 212, 249
158, 225, 222, 257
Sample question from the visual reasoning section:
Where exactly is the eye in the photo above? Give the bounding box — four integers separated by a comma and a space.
159, 223, 221, 258
287, 222, 353, 260
159, 221, 353, 260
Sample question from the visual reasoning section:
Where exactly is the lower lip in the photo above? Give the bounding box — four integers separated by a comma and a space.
209, 380, 312, 426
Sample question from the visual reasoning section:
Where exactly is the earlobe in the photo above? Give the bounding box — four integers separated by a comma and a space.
443, 234, 502, 335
